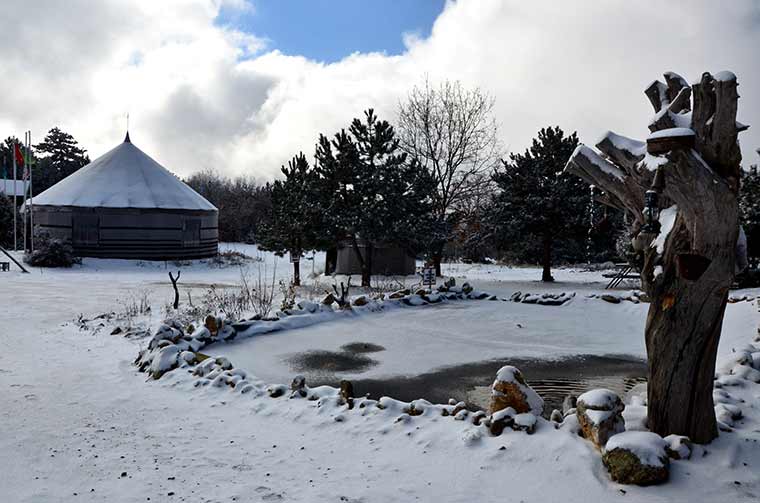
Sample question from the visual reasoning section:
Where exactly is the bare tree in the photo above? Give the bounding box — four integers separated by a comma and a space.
397, 78, 501, 275
565, 71, 747, 443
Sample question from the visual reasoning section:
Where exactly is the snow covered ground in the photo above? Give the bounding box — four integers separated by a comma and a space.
1, 245, 759, 502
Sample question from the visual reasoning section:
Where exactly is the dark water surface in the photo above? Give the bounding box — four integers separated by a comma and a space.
287, 348, 647, 414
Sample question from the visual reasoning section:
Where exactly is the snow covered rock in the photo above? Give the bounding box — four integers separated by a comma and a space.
664, 434, 692, 460
602, 431, 670, 486
488, 407, 516, 436
148, 345, 180, 380
291, 375, 307, 398
562, 394, 577, 416
600, 294, 621, 304
489, 366, 544, 415
204, 315, 219, 337
387, 289, 410, 299
297, 300, 319, 313
513, 413, 537, 434
576, 389, 625, 449
352, 295, 369, 307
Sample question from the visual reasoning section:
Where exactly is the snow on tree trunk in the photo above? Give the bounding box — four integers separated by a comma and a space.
565, 71, 746, 443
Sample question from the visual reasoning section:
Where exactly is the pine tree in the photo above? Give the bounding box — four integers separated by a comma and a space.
258, 153, 322, 286
490, 127, 586, 281
739, 164, 760, 260
0, 195, 18, 248
316, 109, 434, 286
33, 127, 90, 193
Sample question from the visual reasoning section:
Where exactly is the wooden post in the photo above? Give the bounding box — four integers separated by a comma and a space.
169, 270, 181, 310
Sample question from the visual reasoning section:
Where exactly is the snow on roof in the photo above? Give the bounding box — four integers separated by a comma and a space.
32, 137, 216, 211
0, 179, 26, 197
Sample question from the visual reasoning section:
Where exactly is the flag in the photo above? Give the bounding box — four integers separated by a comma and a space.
15, 143, 29, 181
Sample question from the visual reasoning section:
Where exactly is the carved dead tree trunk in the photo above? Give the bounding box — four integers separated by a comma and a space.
565, 71, 746, 443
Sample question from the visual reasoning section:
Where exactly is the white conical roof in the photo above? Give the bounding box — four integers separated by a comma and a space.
32, 135, 216, 211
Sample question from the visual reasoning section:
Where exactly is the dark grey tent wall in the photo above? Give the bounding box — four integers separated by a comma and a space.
334, 241, 416, 276
34, 206, 218, 260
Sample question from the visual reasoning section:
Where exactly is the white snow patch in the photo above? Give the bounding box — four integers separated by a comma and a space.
599, 131, 646, 157
571, 145, 625, 180
648, 127, 695, 140
652, 205, 678, 254
604, 431, 668, 467
578, 388, 620, 409
714, 70, 737, 82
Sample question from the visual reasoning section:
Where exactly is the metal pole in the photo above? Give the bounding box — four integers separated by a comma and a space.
29, 130, 33, 254
23, 132, 27, 253
12, 139, 16, 251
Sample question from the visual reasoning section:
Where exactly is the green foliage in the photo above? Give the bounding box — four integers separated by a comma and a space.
24, 231, 81, 268
32, 127, 90, 194
489, 127, 621, 275
314, 109, 435, 257
739, 164, 760, 260
257, 153, 323, 257
185, 171, 272, 243
0, 195, 20, 248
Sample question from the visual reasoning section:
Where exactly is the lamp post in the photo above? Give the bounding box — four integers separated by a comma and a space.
641, 166, 666, 236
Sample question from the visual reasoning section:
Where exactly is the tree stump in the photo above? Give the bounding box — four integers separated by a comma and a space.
565, 71, 747, 443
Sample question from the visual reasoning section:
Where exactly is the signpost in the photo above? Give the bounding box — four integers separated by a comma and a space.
421, 265, 436, 288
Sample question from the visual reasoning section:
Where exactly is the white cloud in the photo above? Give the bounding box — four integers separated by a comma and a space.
1, 0, 759, 181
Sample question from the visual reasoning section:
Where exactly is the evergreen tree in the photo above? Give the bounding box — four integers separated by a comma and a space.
739, 164, 760, 261
33, 127, 90, 193
315, 109, 434, 286
0, 195, 18, 248
186, 170, 272, 243
258, 153, 322, 285
489, 127, 587, 281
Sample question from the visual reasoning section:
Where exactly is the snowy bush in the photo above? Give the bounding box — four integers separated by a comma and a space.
23, 231, 81, 268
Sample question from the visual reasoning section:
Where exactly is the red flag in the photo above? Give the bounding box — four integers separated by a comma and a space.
14, 143, 24, 168
14, 143, 29, 181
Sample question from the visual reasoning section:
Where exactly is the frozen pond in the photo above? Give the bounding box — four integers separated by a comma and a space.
207, 296, 649, 381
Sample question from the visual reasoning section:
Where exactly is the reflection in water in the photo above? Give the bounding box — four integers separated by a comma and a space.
468, 375, 647, 413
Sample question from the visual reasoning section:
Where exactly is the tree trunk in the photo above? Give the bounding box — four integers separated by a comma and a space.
643, 186, 738, 443
432, 242, 444, 277
564, 71, 745, 444
325, 247, 337, 275
541, 236, 554, 282
292, 259, 301, 286
349, 236, 371, 287
361, 242, 373, 287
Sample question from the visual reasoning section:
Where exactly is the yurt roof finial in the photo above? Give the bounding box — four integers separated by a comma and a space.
124, 112, 131, 143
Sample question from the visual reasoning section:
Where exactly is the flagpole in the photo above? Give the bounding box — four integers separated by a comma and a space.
12, 139, 17, 251
23, 132, 27, 253
29, 130, 34, 255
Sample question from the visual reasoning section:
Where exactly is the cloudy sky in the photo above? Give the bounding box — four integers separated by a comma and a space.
2, 0, 759, 180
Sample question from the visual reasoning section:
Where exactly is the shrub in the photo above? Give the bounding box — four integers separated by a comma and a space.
24, 232, 81, 268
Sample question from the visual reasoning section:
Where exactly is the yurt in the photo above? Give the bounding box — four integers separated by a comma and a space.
31, 133, 218, 260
